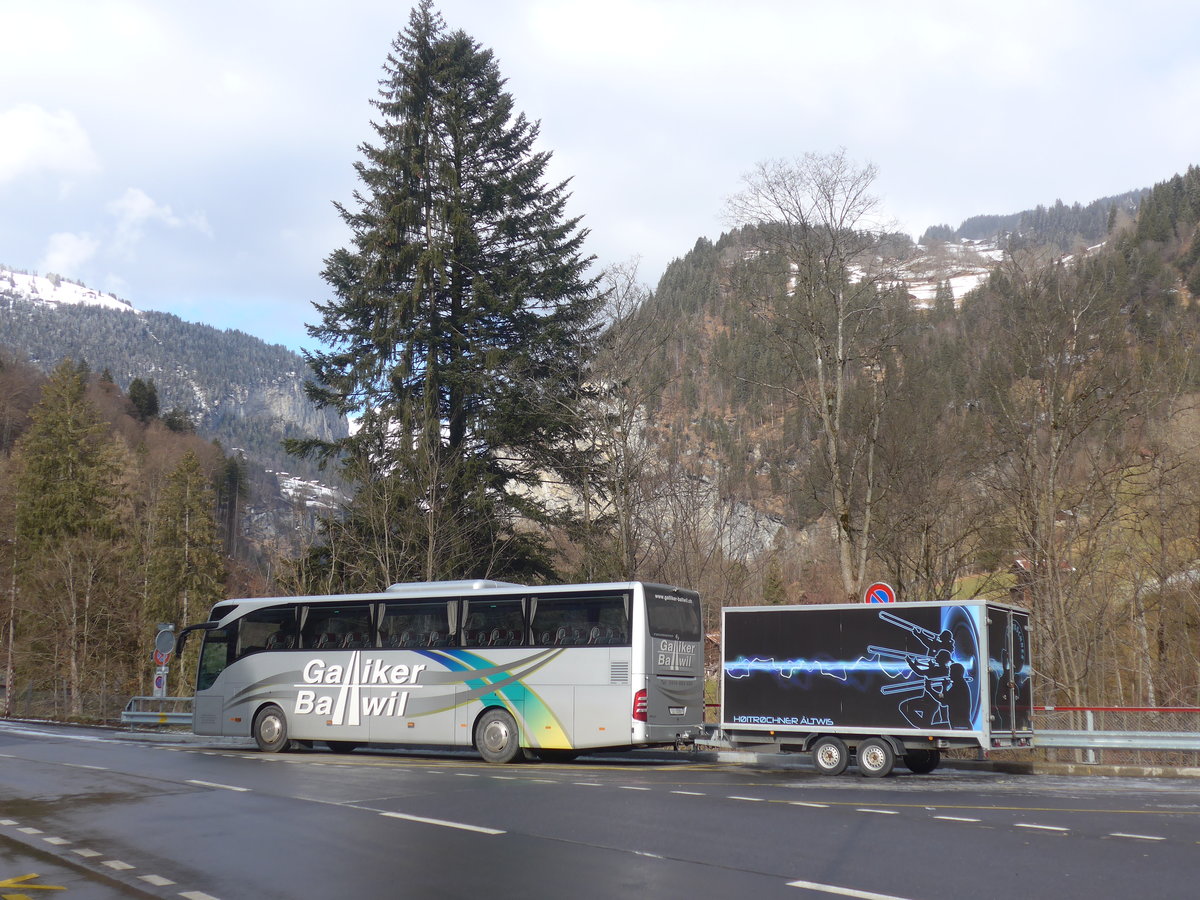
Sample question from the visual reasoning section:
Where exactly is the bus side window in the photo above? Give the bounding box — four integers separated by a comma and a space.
381, 601, 453, 648
462, 599, 524, 647
235, 606, 298, 661
530, 594, 630, 647
301, 604, 374, 650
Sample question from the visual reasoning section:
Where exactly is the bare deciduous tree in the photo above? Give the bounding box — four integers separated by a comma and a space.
726, 150, 908, 602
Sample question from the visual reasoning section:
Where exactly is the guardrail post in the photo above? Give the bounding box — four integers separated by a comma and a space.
1085, 709, 1096, 764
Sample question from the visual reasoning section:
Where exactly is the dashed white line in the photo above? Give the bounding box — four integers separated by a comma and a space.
139, 874, 177, 886
18, 826, 43, 834
0, 818, 16, 825
574, 782, 603, 787
1109, 832, 1166, 841
42, 836, 71, 845
1014, 823, 1068, 832
790, 801, 828, 808
934, 815, 981, 823
619, 785, 651, 791
787, 879, 913, 899
380, 811, 505, 835
671, 790, 705, 796
186, 779, 250, 792
103, 859, 135, 871
73, 848, 102, 858
729, 795, 765, 802
64, 762, 108, 770
179, 891, 222, 900
856, 808, 899, 816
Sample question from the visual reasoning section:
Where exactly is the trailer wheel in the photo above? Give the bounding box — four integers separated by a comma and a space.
903, 748, 940, 774
857, 738, 895, 778
811, 736, 849, 776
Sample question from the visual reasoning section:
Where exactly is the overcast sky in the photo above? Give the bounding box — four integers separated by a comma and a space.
3, 0, 1200, 353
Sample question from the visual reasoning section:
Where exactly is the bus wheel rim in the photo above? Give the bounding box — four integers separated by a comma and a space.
482, 719, 510, 753
260, 714, 282, 744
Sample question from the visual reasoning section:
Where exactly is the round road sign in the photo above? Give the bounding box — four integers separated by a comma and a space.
865, 581, 896, 604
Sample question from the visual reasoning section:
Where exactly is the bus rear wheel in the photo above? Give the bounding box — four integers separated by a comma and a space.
253, 704, 290, 753
476, 708, 522, 764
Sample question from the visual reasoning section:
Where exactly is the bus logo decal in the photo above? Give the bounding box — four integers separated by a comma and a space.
292, 651, 426, 725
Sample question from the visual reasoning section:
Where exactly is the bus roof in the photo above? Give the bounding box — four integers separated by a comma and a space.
205, 580, 669, 622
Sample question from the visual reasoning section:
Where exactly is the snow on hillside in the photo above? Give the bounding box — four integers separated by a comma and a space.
0, 265, 138, 314
899, 238, 1005, 309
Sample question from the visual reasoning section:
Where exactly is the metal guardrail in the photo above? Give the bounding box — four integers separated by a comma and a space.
120, 696, 193, 727
1033, 730, 1200, 752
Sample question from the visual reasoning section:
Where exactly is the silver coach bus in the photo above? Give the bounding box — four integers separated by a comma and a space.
176, 580, 704, 763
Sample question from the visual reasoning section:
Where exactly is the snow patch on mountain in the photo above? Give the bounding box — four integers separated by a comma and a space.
0, 264, 138, 314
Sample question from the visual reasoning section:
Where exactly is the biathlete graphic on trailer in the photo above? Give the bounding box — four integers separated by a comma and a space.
177, 580, 704, 763
719, 600, 1033, 777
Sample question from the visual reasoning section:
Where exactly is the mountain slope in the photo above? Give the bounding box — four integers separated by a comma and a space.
0, 265, 345, 478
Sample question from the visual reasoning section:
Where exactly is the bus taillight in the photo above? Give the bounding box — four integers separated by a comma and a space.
633, 688, 648, 722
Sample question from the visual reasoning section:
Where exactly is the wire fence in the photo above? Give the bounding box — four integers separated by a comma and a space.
1030, 706, 1200, 768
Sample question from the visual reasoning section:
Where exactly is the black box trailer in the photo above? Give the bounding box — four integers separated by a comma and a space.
719, 600, 1032, 776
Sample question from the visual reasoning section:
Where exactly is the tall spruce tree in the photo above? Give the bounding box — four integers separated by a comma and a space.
12, 360, 128, 716
292, 1, 600, 588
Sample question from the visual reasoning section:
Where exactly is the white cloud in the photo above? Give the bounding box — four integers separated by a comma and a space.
0, 103, 100, 184
40, 231, 100, 276
106, 187, 211, 257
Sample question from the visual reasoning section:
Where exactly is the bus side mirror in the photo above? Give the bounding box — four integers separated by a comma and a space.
175, 621, 218, 655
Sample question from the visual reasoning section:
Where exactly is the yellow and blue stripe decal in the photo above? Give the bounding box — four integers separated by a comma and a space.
418, 647, 573, 749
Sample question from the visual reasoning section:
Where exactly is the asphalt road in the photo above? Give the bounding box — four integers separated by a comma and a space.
1, 721, 1197, 899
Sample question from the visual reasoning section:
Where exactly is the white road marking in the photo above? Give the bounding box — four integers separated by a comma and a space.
380, 811, 505, 835
619, 785, 651, 791
787, 878, 913, 899
73, 848, 102, 858
186, 779, 250, 792
64, 762, 108, 770
934, 815, 981, 823
103, 859, 135, 870
42, 836, 70, 845
729, 795, 765, 802
1109, 832, 1165, 841
18, 826, 43, 834
140, 874, 177, 886
574, 782, 603, 787
1014, 823, 1068, 832
790, 801, 828, 808
179, 892, 222, 900
856, 808, 899, 815
0, 819, 17, 825
671, 790, 705, 796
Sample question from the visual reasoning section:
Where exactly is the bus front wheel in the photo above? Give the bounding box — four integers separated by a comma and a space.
253, 704, 290, 753
476, 708, 522, 764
